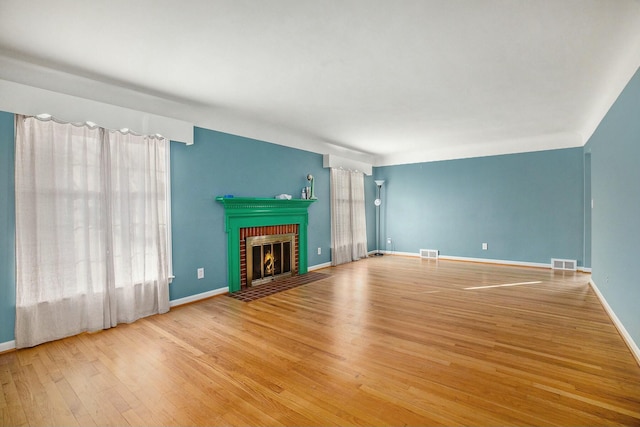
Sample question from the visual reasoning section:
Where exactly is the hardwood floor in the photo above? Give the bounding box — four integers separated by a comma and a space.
2, 256, 640, 426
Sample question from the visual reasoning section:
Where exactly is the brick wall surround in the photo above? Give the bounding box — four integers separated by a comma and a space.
240, 224, 299, 289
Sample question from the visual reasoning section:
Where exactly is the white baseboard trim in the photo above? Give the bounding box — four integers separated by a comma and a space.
368, 251, 593, 273
369, 250, 552, 268
589, 279, 640, 366
368, 250, 591, 273
374, 250, 549, 267
309, 262, 332, 271
368, 250, 415, 257
0, 340, 16, 353
385, 250, 416, 257
439, 255, 550, 269
170, 287, 229, 308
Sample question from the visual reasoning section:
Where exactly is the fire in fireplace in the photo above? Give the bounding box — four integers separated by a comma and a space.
246, 233, 296, 286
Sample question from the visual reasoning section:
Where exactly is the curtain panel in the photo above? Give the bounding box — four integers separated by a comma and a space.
14, 115, 170, 348
330, 168, 368, 266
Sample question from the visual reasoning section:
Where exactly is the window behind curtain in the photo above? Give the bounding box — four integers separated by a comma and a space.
108, 130, 169, 290
330, 168, 368, 266
14, 115, 170, 348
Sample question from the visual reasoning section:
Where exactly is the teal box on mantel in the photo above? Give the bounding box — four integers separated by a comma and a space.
215, 197, 316, 292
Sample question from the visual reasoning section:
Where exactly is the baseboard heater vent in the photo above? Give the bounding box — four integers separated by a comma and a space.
420, 249, 439, 259
552, 258, 577, 271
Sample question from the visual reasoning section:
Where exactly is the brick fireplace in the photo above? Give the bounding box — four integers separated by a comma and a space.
241, 224, 299, 288
216, 197, 315, 292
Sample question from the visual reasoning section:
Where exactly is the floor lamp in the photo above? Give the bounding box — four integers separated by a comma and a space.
373, 180, 385, 256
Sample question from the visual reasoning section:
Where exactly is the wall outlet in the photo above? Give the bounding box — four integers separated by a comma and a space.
387, 238, 392, 245
317, 247, 321, 255
482, 243, 488, 250
197, 268, 204, 279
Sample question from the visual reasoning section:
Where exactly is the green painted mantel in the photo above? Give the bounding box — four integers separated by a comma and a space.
215, 197, 316, 292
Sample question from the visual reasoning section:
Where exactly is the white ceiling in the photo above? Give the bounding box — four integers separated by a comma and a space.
1, 0, 639, 166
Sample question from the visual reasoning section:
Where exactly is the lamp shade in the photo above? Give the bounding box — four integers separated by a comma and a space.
374, 180, 385, 187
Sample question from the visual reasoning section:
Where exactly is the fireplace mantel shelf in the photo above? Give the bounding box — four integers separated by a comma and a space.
215, 197, 315, 211
216, 197, 315, 292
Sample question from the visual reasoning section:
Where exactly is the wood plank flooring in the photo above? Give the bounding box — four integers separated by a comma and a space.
2, 256, 640, 426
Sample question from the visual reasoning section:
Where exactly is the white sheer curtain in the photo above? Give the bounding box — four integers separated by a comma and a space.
330, 168, 368, 266
15, 115, 170, 348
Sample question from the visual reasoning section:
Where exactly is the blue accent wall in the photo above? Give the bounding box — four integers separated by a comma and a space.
583, 150, 592, 268
169, 127, 331, 300
588, 66, 640, 347
0, 111, 16, 343
373, 148, 585, 265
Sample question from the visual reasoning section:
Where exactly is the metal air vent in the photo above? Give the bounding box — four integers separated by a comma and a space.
420, 249, 439, 259
552, 258, 577, 271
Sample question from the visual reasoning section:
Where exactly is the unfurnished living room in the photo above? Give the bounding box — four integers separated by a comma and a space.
1, 1, 640, 426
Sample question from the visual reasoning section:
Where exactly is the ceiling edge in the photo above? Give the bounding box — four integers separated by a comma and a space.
374, 132, 584, 167
579, 54, 640, 145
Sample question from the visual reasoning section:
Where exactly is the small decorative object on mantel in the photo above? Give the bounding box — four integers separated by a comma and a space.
275, 194, 292, 200
306, 174, 317, 199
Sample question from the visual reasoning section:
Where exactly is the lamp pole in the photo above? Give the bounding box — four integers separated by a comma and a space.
373, 180, 385, 256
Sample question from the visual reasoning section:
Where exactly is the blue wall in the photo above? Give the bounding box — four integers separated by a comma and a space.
169, 127, 332, 300
583, 151, 592, 268
588, 66, 640, 347
0, 111, 16, 344
373, 148, 585, 265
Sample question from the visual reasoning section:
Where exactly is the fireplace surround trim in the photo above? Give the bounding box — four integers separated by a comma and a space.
215, 197, 316, 292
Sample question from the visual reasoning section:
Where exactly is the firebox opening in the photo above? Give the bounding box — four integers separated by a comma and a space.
246, 233, 295, 286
